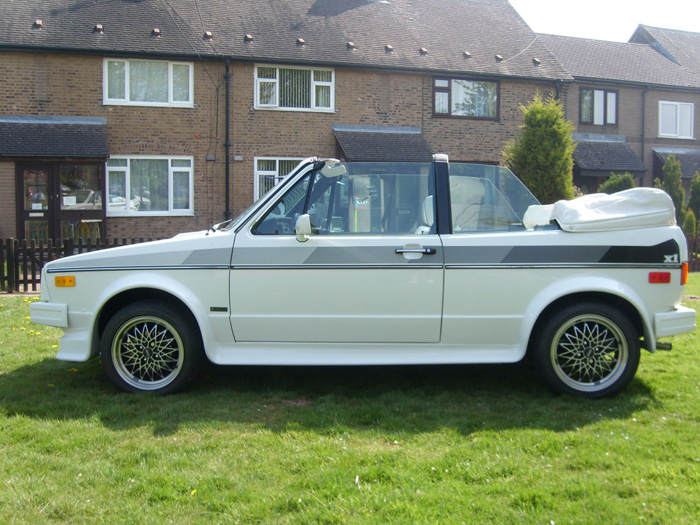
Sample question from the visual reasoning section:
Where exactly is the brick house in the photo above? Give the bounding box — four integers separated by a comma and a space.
0, 0, 571, 241
539, 33, 700, 193
629, 26, 700, 187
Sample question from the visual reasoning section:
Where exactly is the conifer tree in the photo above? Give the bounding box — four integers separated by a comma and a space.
659, 155, 686, 226
503, 93, 575, 203
688, 171, 700, 221
683, 209, 697, 235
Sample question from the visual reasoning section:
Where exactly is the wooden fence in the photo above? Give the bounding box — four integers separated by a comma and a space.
2, 235, 700, 294
1, 238, 156, 293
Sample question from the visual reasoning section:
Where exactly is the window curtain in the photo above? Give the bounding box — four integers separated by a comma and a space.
280, 68, 311, 108
130, 61, 168, 103
107, 61, 126, 99
130, 159, 168, 211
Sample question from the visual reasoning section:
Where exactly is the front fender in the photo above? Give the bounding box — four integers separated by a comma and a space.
89, 270, 229, 360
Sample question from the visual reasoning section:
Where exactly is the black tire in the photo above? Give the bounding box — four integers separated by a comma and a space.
533, 302, 640, 399
100, 301, 203, 394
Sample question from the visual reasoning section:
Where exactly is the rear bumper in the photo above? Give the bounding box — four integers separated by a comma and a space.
654, 306, 696, 338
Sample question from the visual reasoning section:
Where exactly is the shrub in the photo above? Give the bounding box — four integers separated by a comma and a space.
598, 172, 636, 194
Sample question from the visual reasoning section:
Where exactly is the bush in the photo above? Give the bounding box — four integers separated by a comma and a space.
598, 172, 636, 194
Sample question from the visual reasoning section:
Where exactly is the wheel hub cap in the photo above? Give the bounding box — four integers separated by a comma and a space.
112, 317, 184, 390
552, 315, 628, 392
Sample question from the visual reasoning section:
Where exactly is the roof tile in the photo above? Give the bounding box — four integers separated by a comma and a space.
539, 33, 700, 89
0, 0, 571, 81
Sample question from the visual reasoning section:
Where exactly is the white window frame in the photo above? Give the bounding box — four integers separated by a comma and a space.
659, 101, 695, 139
106, 156, 194, 217
254, 65, 335, 112
254, 157, 305, 200
103, 58, 194, 107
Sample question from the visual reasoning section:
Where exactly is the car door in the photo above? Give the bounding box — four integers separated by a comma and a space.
229, 161, 444, 343
438, 163, 541, 353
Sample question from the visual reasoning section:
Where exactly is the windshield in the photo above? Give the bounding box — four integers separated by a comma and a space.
218, 159, 316, 232
253, 162, 434, 235
226, 160, 540, 235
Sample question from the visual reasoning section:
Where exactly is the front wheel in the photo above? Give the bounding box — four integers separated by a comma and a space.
101, 301, 203, 394
533, 303, 640, 398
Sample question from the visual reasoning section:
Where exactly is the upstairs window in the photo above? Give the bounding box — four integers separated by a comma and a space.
580, 89, 617, 125
255, 65, 334, 112
659, 101, 694, 139
104, 59, 193, 107
433, 77, 499, 119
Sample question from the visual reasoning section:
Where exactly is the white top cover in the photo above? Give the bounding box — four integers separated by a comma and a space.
523, 188, 676, 232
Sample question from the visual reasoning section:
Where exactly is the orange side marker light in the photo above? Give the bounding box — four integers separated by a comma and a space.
55, 275, 76, 287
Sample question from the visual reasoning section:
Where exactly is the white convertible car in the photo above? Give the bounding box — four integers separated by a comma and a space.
31, 156, 695, 397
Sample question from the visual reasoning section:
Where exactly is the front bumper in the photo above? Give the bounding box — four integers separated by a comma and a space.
654, 305, 697, 339
30, 301, 95, 362
30, 301, 68, 328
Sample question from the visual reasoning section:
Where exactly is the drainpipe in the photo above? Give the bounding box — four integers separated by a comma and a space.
224, 59, 232, 220
641, 86, 651, 186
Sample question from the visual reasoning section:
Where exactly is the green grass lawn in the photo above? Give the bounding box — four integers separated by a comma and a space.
1, 280, 699, 524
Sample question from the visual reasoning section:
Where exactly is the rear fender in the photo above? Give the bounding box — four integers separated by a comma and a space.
520, 275, 654, 355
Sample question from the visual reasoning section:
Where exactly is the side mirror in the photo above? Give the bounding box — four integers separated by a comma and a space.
295, 214, 312, 242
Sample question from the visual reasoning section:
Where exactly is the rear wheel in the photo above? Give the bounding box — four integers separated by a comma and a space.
101, 301, 203, 394
534, 303, 640, 398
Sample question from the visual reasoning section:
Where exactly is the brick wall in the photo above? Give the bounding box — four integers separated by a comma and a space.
227, 63, 553, 216
104, 60, 228, 239
1, 51, 228, 239
641, 89, 700, 183
2, 50, 558, 237
561, 81, 700, 188
424, 78, 554, 163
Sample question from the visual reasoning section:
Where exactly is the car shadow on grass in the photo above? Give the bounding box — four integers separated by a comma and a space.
0, 357, 655, 437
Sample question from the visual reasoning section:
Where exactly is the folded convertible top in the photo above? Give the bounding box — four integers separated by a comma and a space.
524, 188, 676, 232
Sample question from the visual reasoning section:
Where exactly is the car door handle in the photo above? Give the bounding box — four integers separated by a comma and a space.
395, 247, 437, 255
